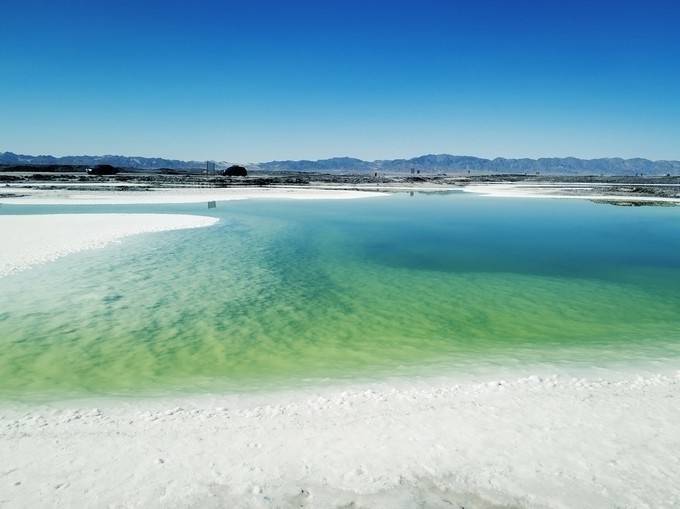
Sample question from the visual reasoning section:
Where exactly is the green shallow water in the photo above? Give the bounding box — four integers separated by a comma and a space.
1, 193, 680, 399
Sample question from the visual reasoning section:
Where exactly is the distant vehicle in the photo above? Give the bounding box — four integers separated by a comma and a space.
222, 165, 247, 177
86, 164, 119, 175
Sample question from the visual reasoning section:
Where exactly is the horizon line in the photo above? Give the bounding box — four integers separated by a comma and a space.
3, 150, 680, 165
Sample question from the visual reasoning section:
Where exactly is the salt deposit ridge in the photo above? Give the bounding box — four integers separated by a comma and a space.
0, 186, 385, 205
1, 370, 679, 508
0, 214, 219, 278
0, 187, 383, 278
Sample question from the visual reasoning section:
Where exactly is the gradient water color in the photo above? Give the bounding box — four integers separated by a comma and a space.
1, 193, 679, 399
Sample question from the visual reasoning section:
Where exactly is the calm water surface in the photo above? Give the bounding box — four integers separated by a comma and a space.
1, 193, 679, 399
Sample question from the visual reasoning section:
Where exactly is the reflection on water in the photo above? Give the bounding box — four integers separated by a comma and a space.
1, 193, 680, 399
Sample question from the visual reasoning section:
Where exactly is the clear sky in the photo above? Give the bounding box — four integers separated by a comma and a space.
2, 0, 679, 162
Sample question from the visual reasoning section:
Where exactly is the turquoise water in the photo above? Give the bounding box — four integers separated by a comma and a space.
1, 193, 680, 399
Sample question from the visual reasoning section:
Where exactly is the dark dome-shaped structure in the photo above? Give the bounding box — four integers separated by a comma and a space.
223, 165, 247, 177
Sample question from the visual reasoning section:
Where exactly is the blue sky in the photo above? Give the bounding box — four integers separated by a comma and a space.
2, 0, 679, 162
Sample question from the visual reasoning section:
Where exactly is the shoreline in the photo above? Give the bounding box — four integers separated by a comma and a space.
2, 369, 679, 508
0, 214, 219, 278
2, 171, 679, 205
0, 186, 385, 205
6, 182, 680, 206
0, 187, 385, 277
462, 183, 680, 203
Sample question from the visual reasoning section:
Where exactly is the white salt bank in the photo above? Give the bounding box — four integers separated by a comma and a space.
0, 371, 679, 508
0, 186, 385, 205
0, 214, 218, 277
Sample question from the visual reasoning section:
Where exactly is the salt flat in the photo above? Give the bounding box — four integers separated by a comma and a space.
0, 214, 219, 277
462, 183, 680, 203
1, 371, 678, 508
0, 186, 384, 205
0, 186, 383, 277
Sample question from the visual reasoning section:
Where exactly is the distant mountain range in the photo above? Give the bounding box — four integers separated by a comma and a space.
2, 151, 680, 175
0, 152, 208, 171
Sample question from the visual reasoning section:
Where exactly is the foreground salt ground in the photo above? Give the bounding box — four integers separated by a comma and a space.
0, 214, 219, 277
1, 371, 678, 508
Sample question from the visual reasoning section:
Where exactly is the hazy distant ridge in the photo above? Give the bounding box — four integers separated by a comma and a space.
0, 152, 207, 170
258, 155, 680, 175
2, 151, 679, 175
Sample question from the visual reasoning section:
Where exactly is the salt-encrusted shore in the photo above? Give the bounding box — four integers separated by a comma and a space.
463, 182, 680, 203
0, 187, 384, 277
0, 214, 219, 277
0, 186, 385, 205
1, 371, 679, 508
